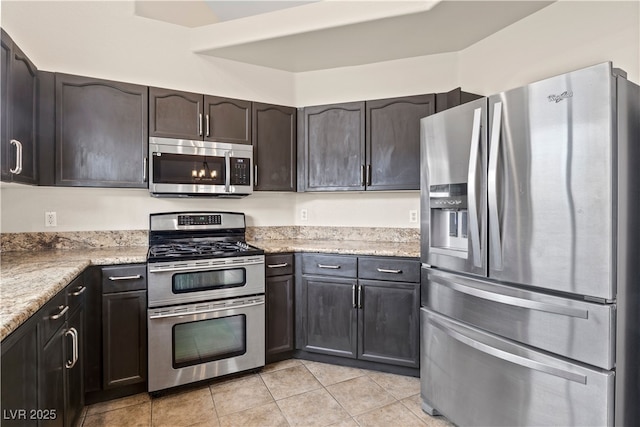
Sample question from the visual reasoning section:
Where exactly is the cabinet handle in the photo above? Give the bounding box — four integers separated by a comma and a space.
267, 263, 289, 268
254, 165, 258, 186
50, 305, 69, 320
143, 157, 148, 182
352, 284, 356, 308
376, 268, 402, 274
206, 114, 210, 137
9, 139, 23, 174
358, 285, 363, 309
65, 327, 79, 369
318, 264, 341, 269
360, 165, 365, 186
70, 286, 86, 296
366, 164, 371, 186
108, 274, 142, 281
198, 113, 203, 136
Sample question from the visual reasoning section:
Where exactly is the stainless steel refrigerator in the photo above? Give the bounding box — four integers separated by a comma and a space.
419, 62, 640, 426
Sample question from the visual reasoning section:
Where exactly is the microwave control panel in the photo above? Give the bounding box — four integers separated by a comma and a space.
230, 157, 250, 185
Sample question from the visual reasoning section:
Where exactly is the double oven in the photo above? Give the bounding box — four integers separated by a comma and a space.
146, 212, 265, 393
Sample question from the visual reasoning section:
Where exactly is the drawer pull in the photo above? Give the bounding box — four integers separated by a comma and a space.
70, 286, 86, 296
267, 263, 289, 269
377, 268, 402, 274
318, 264, 341, 269
108, 274, 142, 281
50, 305, 69, 320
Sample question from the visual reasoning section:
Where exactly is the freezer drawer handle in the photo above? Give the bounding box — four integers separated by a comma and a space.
430, 316, 587, 384
441, 279, 589, 319
467, 108, 483, 267
488, 101, 503, 270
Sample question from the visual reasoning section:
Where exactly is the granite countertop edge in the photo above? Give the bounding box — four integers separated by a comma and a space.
0, 239, 419, 341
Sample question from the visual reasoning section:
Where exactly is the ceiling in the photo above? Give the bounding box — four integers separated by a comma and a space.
135, 1, 555, 72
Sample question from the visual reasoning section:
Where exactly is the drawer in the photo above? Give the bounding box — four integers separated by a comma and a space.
358, 257, 420, 283
102, 264, 147, 293
302, 254, 357, 278
40, 288, 67, 344
66, 274, 86, 313
265, 253, 294, 277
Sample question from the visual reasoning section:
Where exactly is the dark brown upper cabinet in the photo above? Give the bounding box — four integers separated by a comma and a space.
1, 29, 38, 185
365, 94, 435, 191
55, 73, 148, 187
149, 87, 252, 144
301, 101, 366, 191
435, 87, 483, 113
252, 103, 296, 191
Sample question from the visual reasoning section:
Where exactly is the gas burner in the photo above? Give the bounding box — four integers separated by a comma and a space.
148, 240, 262, 262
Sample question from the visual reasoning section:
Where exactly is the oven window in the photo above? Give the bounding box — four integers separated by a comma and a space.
172, 315, 246, 369
173, 268, 246, 294
153, 152, 225, 185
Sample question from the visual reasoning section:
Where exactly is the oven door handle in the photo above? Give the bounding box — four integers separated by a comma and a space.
148, 260, 263, 273
148, 299, 264, 319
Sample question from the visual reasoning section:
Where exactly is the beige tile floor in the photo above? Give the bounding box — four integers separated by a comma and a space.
81, 359, 453, 427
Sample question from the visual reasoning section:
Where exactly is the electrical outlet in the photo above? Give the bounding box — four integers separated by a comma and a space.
409, 209, 418, 223
45, 211, 57, 227
300, 208, 308, 221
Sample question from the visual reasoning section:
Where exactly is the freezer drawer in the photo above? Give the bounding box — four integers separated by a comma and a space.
421, 308, 615, 427
424, 268, 615, 369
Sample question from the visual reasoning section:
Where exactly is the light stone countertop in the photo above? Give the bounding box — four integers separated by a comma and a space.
0, 239, 419, 342
0, 247, 148, 341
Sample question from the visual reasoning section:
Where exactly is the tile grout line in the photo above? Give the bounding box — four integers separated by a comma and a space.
259, 368, 293, 426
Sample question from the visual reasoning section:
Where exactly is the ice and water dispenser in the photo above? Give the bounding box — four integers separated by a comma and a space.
429, 183, 468, 253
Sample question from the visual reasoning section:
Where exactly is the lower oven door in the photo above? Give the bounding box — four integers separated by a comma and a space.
148, 295, 265, 392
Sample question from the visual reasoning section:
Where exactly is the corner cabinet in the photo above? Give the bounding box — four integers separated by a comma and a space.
149, 87, 252, 145
55, 74, 148, 187
253, 103, 296, 191
265, 254, 295, 362
296, 254, 420, 369
1, 29, 38, 185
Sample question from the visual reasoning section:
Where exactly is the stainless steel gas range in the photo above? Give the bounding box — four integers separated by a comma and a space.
146, 211, 265, 393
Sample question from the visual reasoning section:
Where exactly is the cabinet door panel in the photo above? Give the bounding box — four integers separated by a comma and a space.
358, 280, 419, 367
366, 95, 434, 190
40, 327, 65, 427
56, 74, 148, 187
149, 87, 203, 140
102, 290, 147, 389
301, 277, 357, 358
266, 275, 295, 361
1, 31, 10, 181
253, 103, 296, 191
304, 102, 365, 191
65, 308, 84, 427
204, 95, 251, 144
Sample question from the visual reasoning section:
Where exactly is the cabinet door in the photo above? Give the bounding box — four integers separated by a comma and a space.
365, 95, 434, 191
65, 307, 84, 427
253, 103, 296, 191
303, 102, 365, 191
0, 30, 9, 182
435, 87, 483, 113
149, 87, 203, 140
102, 290, 147, 389
1, 30, 38, 184
204, 95, 252, 144
1, 318, 39, 427
40, 327, 65, 427
358, 279, 420, 367
300, 276, 357, 358
56, 73, 148, 187
266, 275, 295, 362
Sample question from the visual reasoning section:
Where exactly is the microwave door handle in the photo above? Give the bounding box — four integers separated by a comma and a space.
225, 151, 231, 192
468, 108, 483, 268
488, 101, 503, 270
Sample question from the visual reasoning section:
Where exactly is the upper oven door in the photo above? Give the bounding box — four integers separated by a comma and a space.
147, 255, 265, 307
149, 137, 253, 196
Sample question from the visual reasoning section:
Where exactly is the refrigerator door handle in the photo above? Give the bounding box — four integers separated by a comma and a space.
488, 101, 503, 269
429, 314, 587, 384
467, 108, 483, 268
439, 278, 589, 319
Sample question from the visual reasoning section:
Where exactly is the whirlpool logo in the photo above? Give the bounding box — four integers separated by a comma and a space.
548, 91, 573, 103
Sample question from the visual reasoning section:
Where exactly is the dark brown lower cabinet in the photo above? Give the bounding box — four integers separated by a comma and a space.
265, 254, 295, 362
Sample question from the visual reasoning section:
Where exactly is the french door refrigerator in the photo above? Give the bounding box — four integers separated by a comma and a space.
419, 62, 639, 426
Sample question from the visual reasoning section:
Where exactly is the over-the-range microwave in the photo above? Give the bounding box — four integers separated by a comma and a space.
148, 137, 253, 197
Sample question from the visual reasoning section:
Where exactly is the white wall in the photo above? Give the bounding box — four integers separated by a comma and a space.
1, 1, 638, 233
